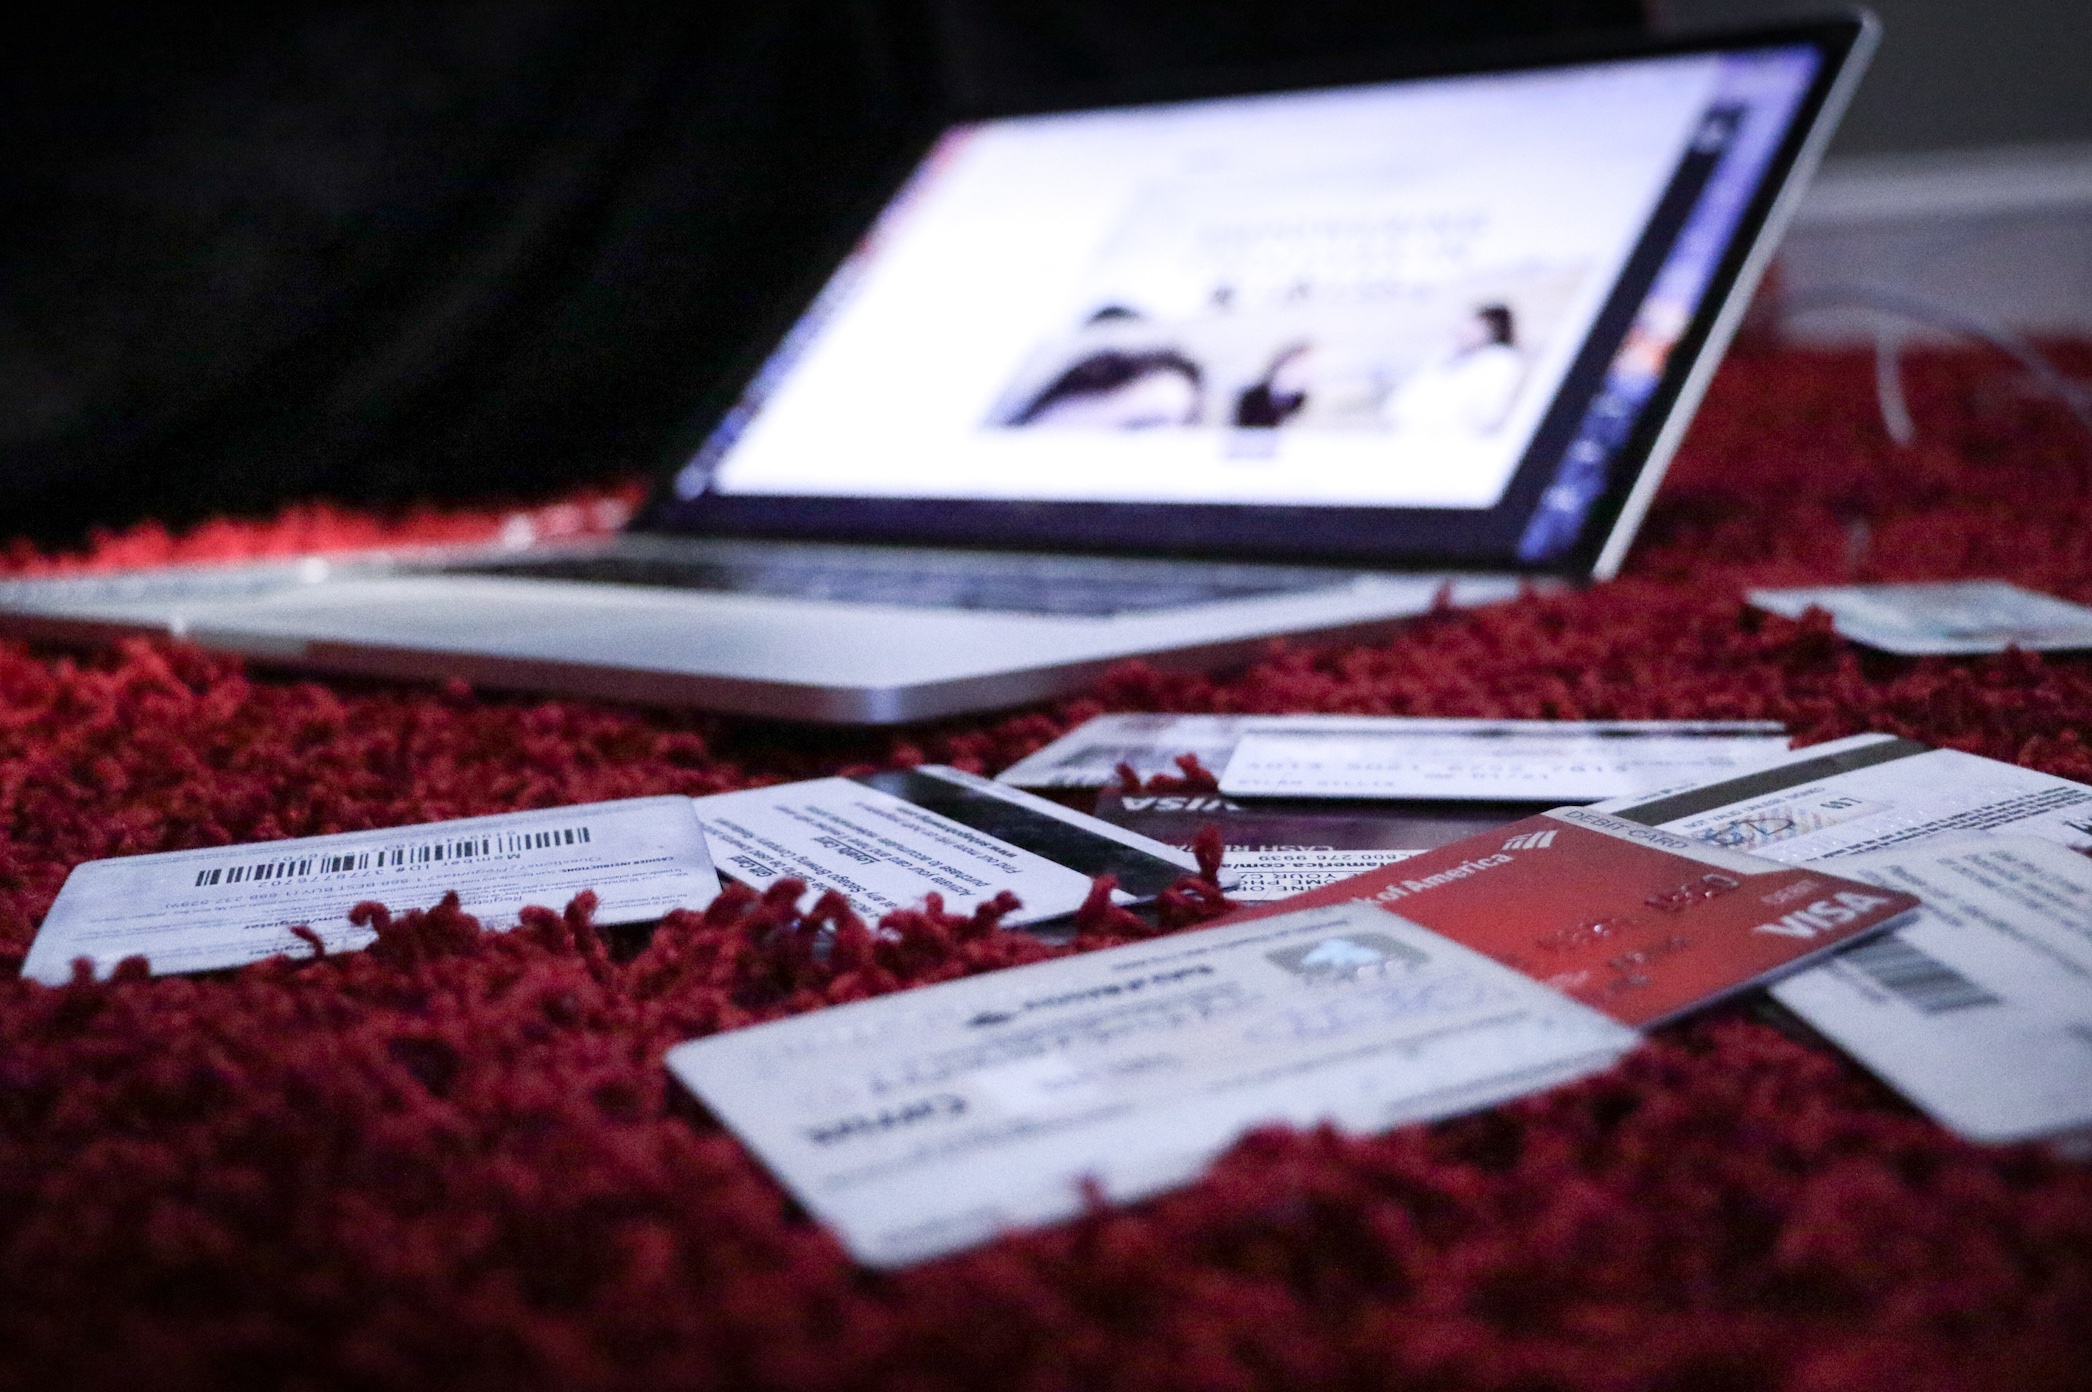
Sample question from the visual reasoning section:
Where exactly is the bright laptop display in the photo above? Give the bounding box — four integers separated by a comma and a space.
0, 21, 1875, 723
663, 41, 1824, 573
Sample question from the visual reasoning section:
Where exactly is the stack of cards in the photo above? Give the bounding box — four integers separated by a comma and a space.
29, 709, 2091, 1271
667, 801, 1917, 1265
1008, 713, 1793, 902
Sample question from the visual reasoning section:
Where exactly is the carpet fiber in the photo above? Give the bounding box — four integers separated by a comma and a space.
2, 343, 2090, 1390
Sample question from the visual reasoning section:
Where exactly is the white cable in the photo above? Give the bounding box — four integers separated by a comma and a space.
1782, 283, 2092, 447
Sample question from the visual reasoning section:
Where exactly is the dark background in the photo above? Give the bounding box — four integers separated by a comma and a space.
0, 2, 1669, 546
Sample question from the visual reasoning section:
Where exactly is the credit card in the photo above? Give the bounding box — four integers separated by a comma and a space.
693, 765, 1215, 928
665, 898, 1636, 1267
1218, 718, 1791, 801
1771, 837, 2092, 1146
1090, 788, 1528, 901
997, 714, 1788, 796
996, 714, 1265, 789
1594, 733, 2092, 860
1215, 806, 1920, 1028
1751, 580, 2092, 655
23, 796, 720, 984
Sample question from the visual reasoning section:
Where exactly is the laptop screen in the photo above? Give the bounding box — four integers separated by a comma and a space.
658, 32, 1847, 573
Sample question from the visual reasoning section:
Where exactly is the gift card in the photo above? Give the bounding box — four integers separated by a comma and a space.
24, 796, 720, 983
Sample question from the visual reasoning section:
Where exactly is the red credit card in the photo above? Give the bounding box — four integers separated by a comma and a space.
1212, 806, 1920, 1028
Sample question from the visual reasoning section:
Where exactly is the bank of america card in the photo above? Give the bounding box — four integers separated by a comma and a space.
1751, 580, 2092, 655
1090, 788, 1529, 901
1771, 837, 2092, 1146
1217, 807, 1919, 1028
23, 796, 721, 984
665, 899, 1636, 1267
1594, 732, 2092, 862
1218, 718, 1790, 802
692, 765, 1217, 928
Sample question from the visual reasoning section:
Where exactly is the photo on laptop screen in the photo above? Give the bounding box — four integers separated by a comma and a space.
0, 22, 1870, 726
665, 41, 1827, 571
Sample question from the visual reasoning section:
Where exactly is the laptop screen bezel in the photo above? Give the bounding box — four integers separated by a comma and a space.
639, 15, 1874, 578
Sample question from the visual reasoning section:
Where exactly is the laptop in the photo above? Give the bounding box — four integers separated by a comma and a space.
0, 16, 1875, 725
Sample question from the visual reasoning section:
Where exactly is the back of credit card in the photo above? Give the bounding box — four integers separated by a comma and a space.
693, 765, 1215, 928
1216, 807, 1920, 1028
1595, 733, 2092, 861
666, 899, 1635, 1267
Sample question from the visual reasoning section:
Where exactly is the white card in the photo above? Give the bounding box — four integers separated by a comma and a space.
1595, 733, 2092, 862
666, 899, 1637, 1267
1217, 718, 1791, 801
1772, 838, 2092, 1144
23, 796, 720, 984
693, 765, 1210, 928
1751, 580, 2092, 655
996, 715, 1268, 789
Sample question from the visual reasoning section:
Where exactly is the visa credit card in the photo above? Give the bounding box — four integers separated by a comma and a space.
1215, 806, 1920, 1028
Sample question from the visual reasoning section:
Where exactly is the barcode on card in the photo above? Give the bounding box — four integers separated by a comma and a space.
191, 825, 594, 889
1841, 935, 2002, 1015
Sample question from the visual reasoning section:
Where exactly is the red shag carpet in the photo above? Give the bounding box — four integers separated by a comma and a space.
3, 343, 2091, 1391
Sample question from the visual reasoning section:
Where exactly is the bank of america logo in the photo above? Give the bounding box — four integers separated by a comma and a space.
1502, 829, 1558, 851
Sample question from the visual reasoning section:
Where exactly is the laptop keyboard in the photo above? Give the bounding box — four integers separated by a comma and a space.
447, 548, 1353, 618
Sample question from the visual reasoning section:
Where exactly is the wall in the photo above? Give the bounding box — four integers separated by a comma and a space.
1652, 0, 2092, 156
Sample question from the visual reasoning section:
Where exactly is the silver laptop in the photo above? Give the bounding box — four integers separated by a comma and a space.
0, 18, 1874, 725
